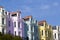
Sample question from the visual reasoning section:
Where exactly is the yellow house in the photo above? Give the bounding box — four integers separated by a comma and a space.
38, 20, 53, 40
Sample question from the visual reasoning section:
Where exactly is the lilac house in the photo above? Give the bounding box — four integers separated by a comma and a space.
6, 11, 24, 38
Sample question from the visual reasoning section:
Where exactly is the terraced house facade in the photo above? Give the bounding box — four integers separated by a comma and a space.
38, 20, 53, 40
0, 6, 7, 34
23, 16, 39, 40
6, 11, 24, 38
52, 26, 58, 40
23, 16, 38, 40
0, 6, 60, 40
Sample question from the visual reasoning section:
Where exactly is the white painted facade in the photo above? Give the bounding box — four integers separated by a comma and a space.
0, 7, 6, 34
53, 26, 58, 40
57, 26, 60, 40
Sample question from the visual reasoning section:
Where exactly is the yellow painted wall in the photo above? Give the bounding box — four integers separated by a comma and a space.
38, 22, 53, 40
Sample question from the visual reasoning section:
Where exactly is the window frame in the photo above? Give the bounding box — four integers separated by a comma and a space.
14, 22, 16, 27
2, 18, 4, 24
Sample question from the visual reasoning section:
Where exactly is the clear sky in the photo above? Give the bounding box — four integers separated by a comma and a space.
0, 0, 60, 26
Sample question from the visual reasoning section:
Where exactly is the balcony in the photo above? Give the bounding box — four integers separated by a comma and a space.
1, 24, 6, 27
0, 14, 6, 19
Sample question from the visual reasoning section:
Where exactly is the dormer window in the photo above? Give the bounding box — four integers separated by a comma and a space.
23, 18, 29, 21
39, 23, 44, 26
11, 14, 17, 16
41, 23, 44, 26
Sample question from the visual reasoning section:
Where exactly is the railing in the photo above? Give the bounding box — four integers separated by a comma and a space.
1, 24, 6, 27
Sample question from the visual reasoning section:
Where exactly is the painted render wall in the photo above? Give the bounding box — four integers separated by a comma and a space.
6, 11, 24, 38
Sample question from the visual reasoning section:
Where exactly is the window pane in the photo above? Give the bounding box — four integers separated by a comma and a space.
55, 33, 56, 38
9, 21, 10, 27
42, 30, 43, 35
18, 22, 20, 28
5, 12, 7, 15
41, 23, 43, 26
15, 31, 16, 36
2, 18, 4, 24
18, 31, 20, 36
2, 28, 4, 34
11, 14, 17, 16
8, 30, 11, 34
14, 22, 16, 27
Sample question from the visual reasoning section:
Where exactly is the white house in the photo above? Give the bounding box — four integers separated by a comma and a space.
0, 6, 7, 34
57, 26, 60, 40
52, 26, 58, 40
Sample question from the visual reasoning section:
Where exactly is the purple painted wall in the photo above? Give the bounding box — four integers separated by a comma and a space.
6, 12, 25, 38
20, 19, 24, 38
6, 14, 14, 35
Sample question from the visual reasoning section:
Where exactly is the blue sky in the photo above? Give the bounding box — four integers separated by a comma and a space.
0, 0, 60, 26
